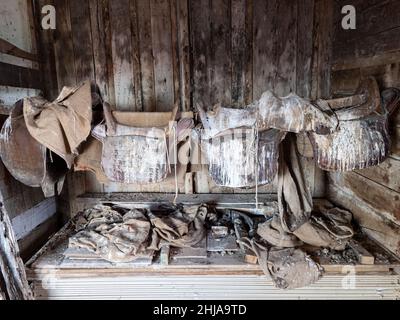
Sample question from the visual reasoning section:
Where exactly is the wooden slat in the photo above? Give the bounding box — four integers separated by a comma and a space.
296, 0, 314, 98
34, 0, 58, 99
0, 38, 37, 62
231, 0, 252, 107
348, 239, 375, 265
209, 0, 231, 106
333, 0, 400, 64
88, 0, 114, 102
176, 0, 190, 111
328, 183, 400, 257
137, 0, 156, 111
129, 0, 144, 111
252, 0, 277, 99
274, 0, 297, 96
109, 0, 136, 110
355, 157, 400, 193
150, 0, 175, 111
69, 0, 95, 82
53, 0, 77, 88
190, 0, 211, 109
0, 62, 41, 89
311, 0, 333, 99
329, 172, 400, 222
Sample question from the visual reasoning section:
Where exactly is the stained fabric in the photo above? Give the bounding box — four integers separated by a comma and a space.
293, 202, 354, 251
257, 215, 303, 248
238, 238, 322, 289
70, 205, 151, 263
148, 204, 207, 250
69, 204, 207, 263
277, 134, 313, 233
23, 81, 93, 169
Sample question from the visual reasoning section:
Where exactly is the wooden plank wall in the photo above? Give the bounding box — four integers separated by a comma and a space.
0, 0, 58, 260
36, 0, 332, 196
328, 0, 400, 256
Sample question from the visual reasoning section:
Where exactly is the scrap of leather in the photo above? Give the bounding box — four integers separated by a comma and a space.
201, 128, 285, 187
23, 81, 93, 168
309, 77, 399, 171
197, 90, 338, 139
257, 215, 303, 248
95, 103, 191, 184
0, 100, 67, 197
293, 202, 354, 251
238, 238, 322, 289
74, 136, 110, 183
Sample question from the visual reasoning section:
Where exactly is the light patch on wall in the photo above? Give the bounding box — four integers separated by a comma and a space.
11, 197, 57, 240
0, 0, 34, 68
0, 85, 41, 109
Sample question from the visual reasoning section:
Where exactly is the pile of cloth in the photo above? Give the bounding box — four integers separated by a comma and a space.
69, 204, 207, 263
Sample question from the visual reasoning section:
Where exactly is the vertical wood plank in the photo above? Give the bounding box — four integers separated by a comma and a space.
244, 0, 253, 105
34, 0, 58, 99
190, 0, 211, 109
252, 0, 277, 99
88, 0, 114, 103
69, 0, 95, 82
150, 0, 175, 111
311, 0, 333, 99
296, 0, 314, 98
176, 0, 190, 111
274, 0, 297, 96
137, 0, 156, 111
209, 0, 231, 106
231, 0, 246, 106
109, 0, 136, 110
130, 0, 144, 110
53, 0, 77, 88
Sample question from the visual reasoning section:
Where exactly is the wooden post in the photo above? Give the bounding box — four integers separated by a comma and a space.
0, 204, 33, 300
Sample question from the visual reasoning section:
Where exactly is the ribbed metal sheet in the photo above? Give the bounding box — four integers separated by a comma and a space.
32, 274, 400, 300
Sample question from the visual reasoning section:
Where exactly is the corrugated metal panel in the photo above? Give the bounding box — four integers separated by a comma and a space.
32, 274, 400, 300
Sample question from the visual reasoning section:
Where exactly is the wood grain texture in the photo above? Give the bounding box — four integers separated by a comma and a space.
109, 0, 136, 110
69, 0, 95, 82
53, 0, 77, 87
150, 0, 175, 111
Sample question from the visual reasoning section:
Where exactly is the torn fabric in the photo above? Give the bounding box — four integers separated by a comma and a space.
23, 81, 93, 168
293, 202, 354, 251
148, 205, 207, 250
277, 134, 313, 232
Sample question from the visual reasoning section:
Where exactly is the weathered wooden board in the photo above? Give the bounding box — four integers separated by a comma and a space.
333, 0, 400, 65
109, 0, 136, 110
33, 0, 323, 196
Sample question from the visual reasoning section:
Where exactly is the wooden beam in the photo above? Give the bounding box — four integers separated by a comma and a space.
0, 205, 33, 300
0, 62, 41, 89
0, 38, 38, 61
348, 239, 375, 265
